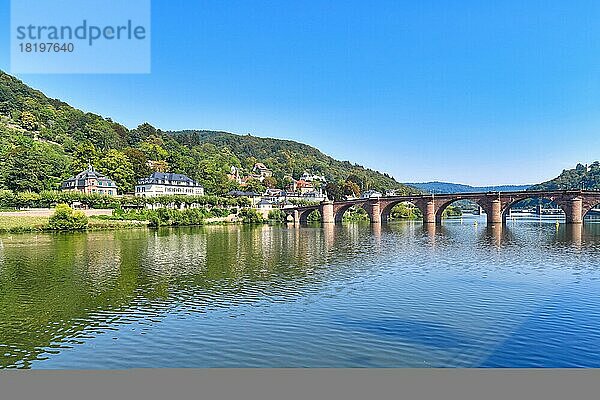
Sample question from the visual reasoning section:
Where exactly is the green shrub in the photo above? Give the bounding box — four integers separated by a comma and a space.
267, 209, 287, 222
47, 204, 89, 230
239, 208, 265, 224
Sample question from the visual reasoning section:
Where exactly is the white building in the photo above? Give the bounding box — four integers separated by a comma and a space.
361, 190, 382, 199
135, 172, 204, 197
300, 171, 326, 182
256, 199, 274, 210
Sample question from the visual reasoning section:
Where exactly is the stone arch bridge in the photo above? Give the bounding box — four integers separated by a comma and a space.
284, 190, 600, 225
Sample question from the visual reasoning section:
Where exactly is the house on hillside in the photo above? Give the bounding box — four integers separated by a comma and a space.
252, 162, 273, 178
257, 199, 273, 210
227, 190, 262, 206
300, 171, 326, 182
361, 190, 382, 199
227, 166, 242, 184
135, 172, 204, 197
61, 165, 118, 195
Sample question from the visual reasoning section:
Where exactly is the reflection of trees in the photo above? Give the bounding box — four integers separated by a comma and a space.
0, 225, 371, 368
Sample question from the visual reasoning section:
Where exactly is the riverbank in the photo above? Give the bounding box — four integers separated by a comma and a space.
0, 210, 243, 233
0, 215, 149, 233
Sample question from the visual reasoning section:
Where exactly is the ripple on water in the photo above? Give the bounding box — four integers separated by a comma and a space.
2, 222, 600, 368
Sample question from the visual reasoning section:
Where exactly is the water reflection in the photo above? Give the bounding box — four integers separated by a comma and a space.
1, 221, 600, 368
479, 225, 507, 248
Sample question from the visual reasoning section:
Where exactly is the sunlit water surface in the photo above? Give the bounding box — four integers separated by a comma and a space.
1, 217, 600, 368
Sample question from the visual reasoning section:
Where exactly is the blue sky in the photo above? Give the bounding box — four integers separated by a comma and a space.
1, 0, 600, 185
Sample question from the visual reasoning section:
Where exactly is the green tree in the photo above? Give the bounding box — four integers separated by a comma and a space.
263, 176, 278, 189
19, 111, 39, 131
238, 208, 265, 223
71, 142, 99, 173
244, 178, 266, 194
139, 138, 168, 161
325, 181, 344, 201
124, 147, 151, 180
2, 143, 68, 192
0, 101, 10, 116
343, 180, 361, 197
98, 149, 136, 193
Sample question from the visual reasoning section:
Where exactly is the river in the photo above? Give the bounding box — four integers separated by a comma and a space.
1, 217, 600, 368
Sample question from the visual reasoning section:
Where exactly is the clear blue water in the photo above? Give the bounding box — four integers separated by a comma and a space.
1, 218, 600, 368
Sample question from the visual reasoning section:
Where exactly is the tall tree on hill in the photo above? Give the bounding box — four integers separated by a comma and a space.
71, 142, 99, 173
325, 181, 344, 201
97, 150, 136, 193
124, 147, 151, 180
2, 143, 68, 192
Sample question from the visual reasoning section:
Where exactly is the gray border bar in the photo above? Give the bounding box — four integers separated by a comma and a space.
2, 369, 600, 400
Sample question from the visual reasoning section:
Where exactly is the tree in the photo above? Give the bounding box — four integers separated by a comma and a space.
139, 140, 168, 161
343, 180, 361, 197
2, 143, 68, 192
71, 142, 99, 173
98, 150, 136, 193
129, 122, 157, 145
48, 204, 88, 230
239, 208, 265, 223
244, 178, 266, 194
325, 181, 344, 201
346, 174, 364, 190
263, 176, 278, 189
123, 147, 151, 180
19, 111, 39, 131
0, 101, 10, 116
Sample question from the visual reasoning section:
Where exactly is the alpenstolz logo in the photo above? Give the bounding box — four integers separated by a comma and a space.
10, 0, 151, 73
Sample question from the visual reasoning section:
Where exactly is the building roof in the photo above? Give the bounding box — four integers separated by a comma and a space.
62, 165, 116, 187
257, 199, 272, 205
253, 162, 270, 170
137, 172, 202, 186
66, 165, 106, 180
227, 190, 261, 197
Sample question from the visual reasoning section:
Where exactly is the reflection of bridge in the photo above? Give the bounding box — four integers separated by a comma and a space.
284, 190, 600, 225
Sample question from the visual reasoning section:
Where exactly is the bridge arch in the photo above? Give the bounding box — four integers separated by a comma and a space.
380, 200, 423, 222
333, 201, 370, 223
501, 195, 567, 221
583, 200, 600, 220
434, 198, 487, 223
299, 208, 320, 224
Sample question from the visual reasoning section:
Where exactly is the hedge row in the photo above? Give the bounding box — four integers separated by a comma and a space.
0, 190, 252, 209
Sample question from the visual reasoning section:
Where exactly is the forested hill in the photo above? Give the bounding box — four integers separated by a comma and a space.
528, 162, 600, 191
406, 181, 531, 193
0, 70, 416, 196
167, 130, 414, 194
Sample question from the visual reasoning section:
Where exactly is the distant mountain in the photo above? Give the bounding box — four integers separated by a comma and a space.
405, 181, 531, 194
529, 162, 600, 191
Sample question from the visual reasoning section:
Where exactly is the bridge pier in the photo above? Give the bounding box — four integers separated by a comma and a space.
488, 199, 503, 225
565, 197, 583, 224
424, 200, 436, 224
366, 200, 381, 224
320, 200, 335, 224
